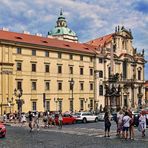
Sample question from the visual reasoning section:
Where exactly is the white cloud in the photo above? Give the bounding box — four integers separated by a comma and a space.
0, 0, 148, 78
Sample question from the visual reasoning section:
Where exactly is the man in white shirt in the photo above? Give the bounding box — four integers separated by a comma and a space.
122, 112, 131, 139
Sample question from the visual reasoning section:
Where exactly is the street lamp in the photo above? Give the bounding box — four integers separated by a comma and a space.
84, 98, 88, 111
69, 78, 75, 112
7, 97, 13, 113
14, 88, 23, 122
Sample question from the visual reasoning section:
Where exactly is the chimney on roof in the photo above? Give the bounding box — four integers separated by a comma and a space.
23, 31, 30, 34
35, 33, 42, 37
2, 27, 9, 31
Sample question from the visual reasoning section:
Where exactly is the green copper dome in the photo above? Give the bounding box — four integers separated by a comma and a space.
48, 10, 78, 42
48, 27, 76, 36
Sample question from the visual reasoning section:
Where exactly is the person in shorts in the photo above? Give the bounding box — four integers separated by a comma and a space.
104, 111, 111, 137
122, 111, 131, 139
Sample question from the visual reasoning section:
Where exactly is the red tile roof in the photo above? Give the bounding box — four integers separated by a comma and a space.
86, 33, 114, 47
0, 30, 96, 54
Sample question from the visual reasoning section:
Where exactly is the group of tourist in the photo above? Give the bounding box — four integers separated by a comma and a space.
28, 110, 63, 132
104, 109, 148, 139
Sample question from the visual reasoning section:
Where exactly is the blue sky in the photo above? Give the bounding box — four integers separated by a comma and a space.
0, 0, 148, 79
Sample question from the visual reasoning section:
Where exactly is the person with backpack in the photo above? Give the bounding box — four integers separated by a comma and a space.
104, 111, 111, 137
122, 111, 131, 140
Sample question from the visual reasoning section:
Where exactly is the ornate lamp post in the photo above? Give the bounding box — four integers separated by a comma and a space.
14, 88, 23, 122
7, 97, 13, 113
69, 78, 75, 112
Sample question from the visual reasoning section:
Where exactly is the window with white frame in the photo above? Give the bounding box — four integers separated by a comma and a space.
16, 62, 22, 71
45, 81, 50, 91
45, 64, 50, 73
32, 82, 36, 90
16, 47, 22, 54
32, 102, 37, 111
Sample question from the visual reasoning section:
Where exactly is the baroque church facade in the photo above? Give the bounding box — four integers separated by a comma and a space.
0, 11, 146, 115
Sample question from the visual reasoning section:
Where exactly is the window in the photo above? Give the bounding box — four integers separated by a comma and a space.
123, 60, 127, 79
45, 82, 50, 90
17, 81, 22, 90
45, 65, 50, 73
90, 83, 93, 90
69, 100, 73, 112
32, 82, 36, 90
46, 101, 50, 111
99, 85, 103, 96
16, 48, 22, 54
80, 67, 83, 75
99, 71, 103, 78
45, 51, 49, 57
58, 52, 62, 59
58, 65, 62, 73
58, 82, 62, 90
80, 55, 83, 61
90, 100, 93, 109
32, 50, 36, 56
69, 66, 73, 74
90, 68, 93, 76
32, 102, 37, 111
99, 58, 103, 63
138, 70, 141, 80
16, 62, 22, 71
32, 63, 36, 72
80, 99, 84, 111
69, 54, 73, 60
80, 82, 84, 90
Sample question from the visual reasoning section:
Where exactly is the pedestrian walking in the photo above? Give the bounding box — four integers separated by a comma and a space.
21, 113, 27, 126
122, 111, 131, 140
104, 111, 111, 137
138, 111, 147, 137
128, 109, 134, 140
51, 113, 56, 127
34, 112, 40, 131
3, 111, 7, 124
58, 111, 63, 129
117, 110, 124, 138
43, 112, 48, 128
48, 112, 53, 127
13, 111, 18, 124
28, 111, 33, 132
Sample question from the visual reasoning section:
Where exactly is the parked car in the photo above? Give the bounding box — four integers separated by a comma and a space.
98, 113, 113, 121
0, 123, 6, 138
98, 113, 105, 121
74, 112, 99, 123
54, 113, 76, 125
